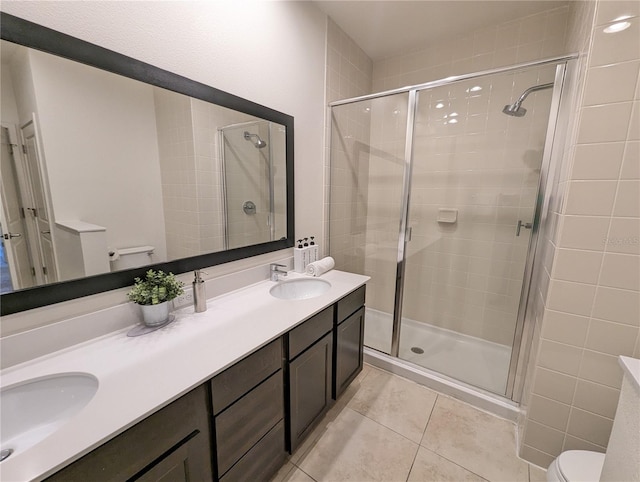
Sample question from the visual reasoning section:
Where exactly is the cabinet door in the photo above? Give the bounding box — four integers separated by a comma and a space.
288, 331, 333, 452
45, 385, 212, 482
134, 431, 203, 482
334, 307, 365, 399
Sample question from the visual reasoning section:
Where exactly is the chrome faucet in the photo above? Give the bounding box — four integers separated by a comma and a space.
270, 263, 288, 281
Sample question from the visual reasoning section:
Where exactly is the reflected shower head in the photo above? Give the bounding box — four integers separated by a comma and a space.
503, 82, 554, 117
244, 131, 267, 148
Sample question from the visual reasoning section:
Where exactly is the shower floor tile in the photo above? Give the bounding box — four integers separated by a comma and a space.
273, 364, 545, 482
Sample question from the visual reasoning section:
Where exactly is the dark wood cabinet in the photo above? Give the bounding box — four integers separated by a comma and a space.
334, 306, 365, 398
285, 306, 335, 452
287, 330, 333, 452
46, 385, 213, 482
333, 285, 366, 399
211, 338, 286, 481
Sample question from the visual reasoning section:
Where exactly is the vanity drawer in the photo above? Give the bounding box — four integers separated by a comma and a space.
211, 337, 282, 415
215, 370, 284, 477
219, 420, 286, 482
288, 306, 333, 360
336, 285, 366, 323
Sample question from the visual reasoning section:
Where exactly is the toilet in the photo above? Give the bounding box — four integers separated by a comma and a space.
546, 450, 606, 482
108, 245, 155, 271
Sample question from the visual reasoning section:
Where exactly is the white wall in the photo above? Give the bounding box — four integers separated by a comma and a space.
0, 0, 327, 243
24, 49, 168, 262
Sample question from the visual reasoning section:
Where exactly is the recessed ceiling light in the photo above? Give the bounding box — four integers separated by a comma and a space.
467, 86, 482, 93
435, 102, 444, 109
450, 112, 459, 117
604, 21, 631, 33
448, 119, 458, 124
613, 15, 632, 21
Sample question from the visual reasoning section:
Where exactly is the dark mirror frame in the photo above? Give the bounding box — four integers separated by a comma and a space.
0, 13, 294, 316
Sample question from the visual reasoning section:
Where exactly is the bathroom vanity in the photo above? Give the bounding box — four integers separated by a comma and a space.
0, 270, 368, 481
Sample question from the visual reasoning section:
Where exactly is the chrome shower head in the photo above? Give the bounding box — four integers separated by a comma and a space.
502, 103, 527, 117
502, 82, 554, 118
244, 131, 267, 148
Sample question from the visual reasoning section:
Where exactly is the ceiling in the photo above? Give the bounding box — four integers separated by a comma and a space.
313, 1, 571, 61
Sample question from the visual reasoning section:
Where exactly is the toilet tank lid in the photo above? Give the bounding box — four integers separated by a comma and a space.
558, 450, 605, 481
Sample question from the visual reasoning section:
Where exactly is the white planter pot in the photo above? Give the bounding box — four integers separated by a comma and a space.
139, 301, 170, 326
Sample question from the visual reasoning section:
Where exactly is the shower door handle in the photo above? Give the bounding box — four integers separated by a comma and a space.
516, 220, 532, 236
405, 226, 412, 242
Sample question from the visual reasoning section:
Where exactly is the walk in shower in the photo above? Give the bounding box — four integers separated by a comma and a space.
328, 57, 573, 403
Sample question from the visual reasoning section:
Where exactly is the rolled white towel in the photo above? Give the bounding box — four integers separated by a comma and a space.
306, 256, 335, 277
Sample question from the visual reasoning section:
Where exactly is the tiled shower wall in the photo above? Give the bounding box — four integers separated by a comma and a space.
325, 18, 373, 268
520, 0, 640, 467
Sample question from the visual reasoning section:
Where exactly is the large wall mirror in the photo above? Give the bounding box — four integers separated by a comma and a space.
0, 13, 294, 315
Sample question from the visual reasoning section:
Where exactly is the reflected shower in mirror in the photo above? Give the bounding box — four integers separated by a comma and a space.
219, 121, 287, 250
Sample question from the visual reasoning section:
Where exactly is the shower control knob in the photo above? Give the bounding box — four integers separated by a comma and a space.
516, 220, 533, 236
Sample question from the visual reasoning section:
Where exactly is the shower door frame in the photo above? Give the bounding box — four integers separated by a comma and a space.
329, 54, 577, 401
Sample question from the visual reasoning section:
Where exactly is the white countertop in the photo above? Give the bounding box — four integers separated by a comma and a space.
0, 270, 369, 482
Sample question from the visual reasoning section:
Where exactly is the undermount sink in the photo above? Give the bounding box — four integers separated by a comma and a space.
269, 278, 331, 300
0, 373, 99, 460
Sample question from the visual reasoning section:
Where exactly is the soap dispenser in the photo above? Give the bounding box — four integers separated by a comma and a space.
193, 270, 207, 313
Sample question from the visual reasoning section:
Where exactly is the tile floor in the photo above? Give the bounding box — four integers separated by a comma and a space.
272, 364, 548, 482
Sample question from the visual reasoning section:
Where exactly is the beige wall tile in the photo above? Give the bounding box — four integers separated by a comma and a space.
606, 217, 640, 255
571, 142, 625, 180
628, 100, 639, 140
589, 17, 640, 67
563, 434, 606, 453
520, 445, 555, 470
592, 286, 640, 325
557, 216, 610, 250
532, 367, 578, 404
613, 180, 640, 217
538, 339, 583, 376
577, 103, 634, 143
564, 180, 618, 215
579, 349, 624, 388
583, 61, 640, 106
528, 394, 571, 431
541, 309, 590, 346
620, 141, 639, 179
600, 253, 640, 290
585, 318, 639, 355
546, 280, 596, 316
595, 1, 640, 26
524, 420, 565, 455
567, 407, 613, 447
552, 249, 603, 284
573, 379, 621, 419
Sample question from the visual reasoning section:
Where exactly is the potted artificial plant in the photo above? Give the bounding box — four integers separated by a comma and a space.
127, 269, 184, 326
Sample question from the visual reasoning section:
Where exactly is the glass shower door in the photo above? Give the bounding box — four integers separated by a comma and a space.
398, 66, 557, 395
329, 92, 409, 354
